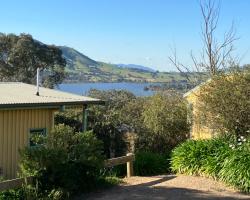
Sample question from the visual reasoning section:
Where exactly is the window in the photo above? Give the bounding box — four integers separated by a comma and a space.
29, 128, 47, 147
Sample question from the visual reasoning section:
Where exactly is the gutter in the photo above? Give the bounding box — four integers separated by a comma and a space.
0, 100, 105, 110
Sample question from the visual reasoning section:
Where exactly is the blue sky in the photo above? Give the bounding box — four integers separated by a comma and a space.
0, 0, 250, 71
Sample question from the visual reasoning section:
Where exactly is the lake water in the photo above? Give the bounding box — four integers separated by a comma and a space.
58, 82, 158, 96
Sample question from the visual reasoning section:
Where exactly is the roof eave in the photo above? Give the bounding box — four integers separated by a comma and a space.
183, 78, 211, 98
0, 100, 105, 109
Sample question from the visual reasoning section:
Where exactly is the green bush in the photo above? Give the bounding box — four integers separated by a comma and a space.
171, 136, 250, 192
105, 164, 127, 178
200, 137, 232, 177
198, 71, 250, 137
0, 185, 69, 200
134, 152, 170, 176
88, 89, 190, 156
219, 140, 250, 192
140, 92, 190, 153
88, 89, 136, 158
171, 137, 232, 177
19, 124, 105, 198
54, 110, 82, 132
0, 188, 25, 200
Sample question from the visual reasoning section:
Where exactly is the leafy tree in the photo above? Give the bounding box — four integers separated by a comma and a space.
197, 70, 250, 137
119, 97, 146, 133
0, 33, 66, 88
55, 89, 191, 157
141, 91, 190, 153
88, 89, 136, 157
54, 109, 83, 132
55, 90, 139, 158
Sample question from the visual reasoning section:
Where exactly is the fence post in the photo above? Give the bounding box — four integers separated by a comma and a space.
126, 153, 134, 177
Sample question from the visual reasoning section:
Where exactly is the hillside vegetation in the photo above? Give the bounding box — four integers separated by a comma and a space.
60, 46, 207, 83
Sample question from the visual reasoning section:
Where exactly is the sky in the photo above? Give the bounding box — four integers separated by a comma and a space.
0, 0, 250, 71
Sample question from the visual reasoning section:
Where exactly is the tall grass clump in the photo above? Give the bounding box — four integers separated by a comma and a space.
171, 135, 250, 193
171, 139, 204, 175
171, 137, 232, 177
134, 151, 170, 176
219, 139, 250, 193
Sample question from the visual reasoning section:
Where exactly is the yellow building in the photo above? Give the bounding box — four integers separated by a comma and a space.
0, 82, 103, 179
184, 80, 214, 140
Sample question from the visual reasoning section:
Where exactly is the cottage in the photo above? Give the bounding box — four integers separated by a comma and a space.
0, 82, 103, 179
183, 80, 214, 140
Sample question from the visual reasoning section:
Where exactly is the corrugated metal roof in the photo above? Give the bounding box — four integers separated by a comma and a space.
0, 82, 104, 108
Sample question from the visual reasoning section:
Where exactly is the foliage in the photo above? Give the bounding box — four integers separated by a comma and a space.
54, 90, 141, 158
0, 176, 4, 182
0, 184, 74, 200
96, 176, 122, 188
0, 33, 66, 88
198, 71, 250, 137
171, 137, 232, 176
141, 91, 190, 153
54, 109, 82, 132
106, 165, 127, 178
134, 152, 170, 176
119, 97, 146, 133
171, 136, 250, 192
19, 124, 104, 198
88, 90, 190, 155
88, 89, 136, 157
219, 138, 250, 193
0, 176, 121, 200
0, 188, 25, 200
145, 80, 203, 92
55, 90, 190, 158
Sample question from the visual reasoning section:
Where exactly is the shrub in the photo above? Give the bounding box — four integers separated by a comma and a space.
19, 124, 104, 198
172, 137, 233, 177
54, 110, 82, 132
171, 136, 250, 192
0, 188, 25, 200
134, 151, 170, 176
88, 89, 136, 158
105, 164, 127, 178
197, 71, 250, 137
88, 89, 190, 156
65, 89, 190, 157
0, 185, 69, 200
141, 92, 190, 153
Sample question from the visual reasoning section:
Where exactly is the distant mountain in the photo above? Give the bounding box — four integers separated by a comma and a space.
59, 46, 207, 83
117, 64, 156, 72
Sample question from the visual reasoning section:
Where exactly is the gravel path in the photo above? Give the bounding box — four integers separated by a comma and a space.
80, 175, 250, 200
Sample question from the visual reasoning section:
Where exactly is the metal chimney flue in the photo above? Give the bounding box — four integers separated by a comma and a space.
36, 68, 40, 96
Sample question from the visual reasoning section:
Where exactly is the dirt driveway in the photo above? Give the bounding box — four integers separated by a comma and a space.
81, 175, 250, 200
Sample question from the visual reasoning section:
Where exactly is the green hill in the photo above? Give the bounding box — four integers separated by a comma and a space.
59, 46, 98, 71
59, 46, 207, 83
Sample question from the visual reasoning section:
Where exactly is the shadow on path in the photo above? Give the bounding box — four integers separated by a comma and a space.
78, 175, 249, 200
